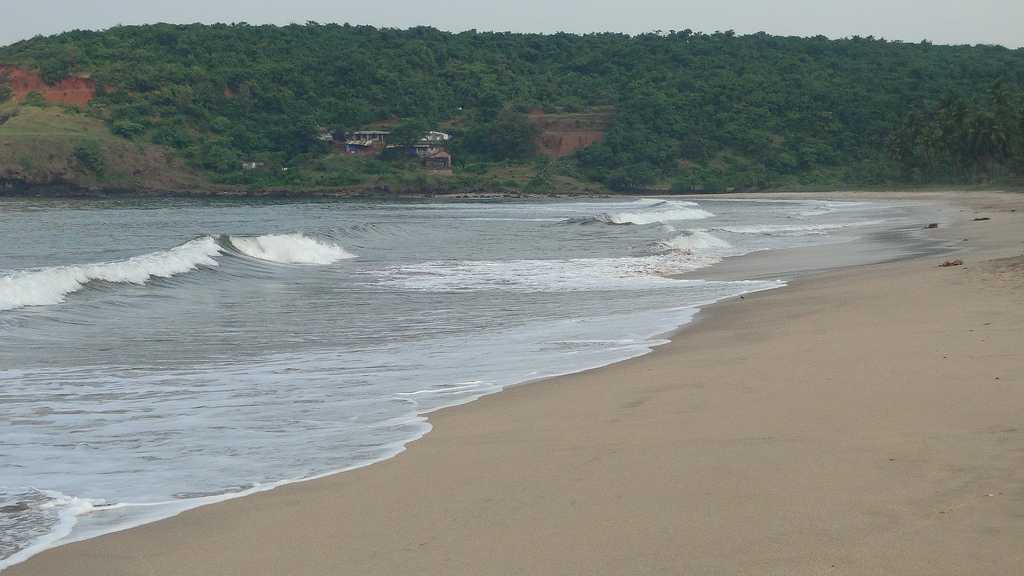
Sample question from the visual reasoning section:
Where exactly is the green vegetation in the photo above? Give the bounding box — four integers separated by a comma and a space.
388, 118, 432, 146
1, 24, 1023, 193
0, 102, 203, 189
22, 91, 46, 107
524, 157, 556, 194
454, 109, 540, 163
73, 140, 105, 175
890, 82, 1024, 183
0, 70, 11, 103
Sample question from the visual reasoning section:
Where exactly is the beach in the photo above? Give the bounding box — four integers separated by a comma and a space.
7, 191, 1023, 575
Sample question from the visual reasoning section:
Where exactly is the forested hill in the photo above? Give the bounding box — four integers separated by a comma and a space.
1, 23, 1023, 192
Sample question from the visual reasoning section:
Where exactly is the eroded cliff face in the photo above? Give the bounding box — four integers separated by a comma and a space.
0, 66, 96, 107
528, 108, 612, 158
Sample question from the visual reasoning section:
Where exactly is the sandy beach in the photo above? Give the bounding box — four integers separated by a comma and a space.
8, 191, 1023, 575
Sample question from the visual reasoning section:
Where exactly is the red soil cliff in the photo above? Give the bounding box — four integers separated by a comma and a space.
528, 108, 611, 158
0, 65, 96, 107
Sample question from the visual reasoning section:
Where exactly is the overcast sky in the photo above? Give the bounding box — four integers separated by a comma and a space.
3, 0, 1022, 49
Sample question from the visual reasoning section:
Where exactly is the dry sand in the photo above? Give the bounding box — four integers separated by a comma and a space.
9, 192, 1024, 575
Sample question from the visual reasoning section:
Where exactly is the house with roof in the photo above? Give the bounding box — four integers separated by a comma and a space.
344, 128, 454, 169
422, 131, 451, 143
344, 130, 391, 154
422, 149, 452, 170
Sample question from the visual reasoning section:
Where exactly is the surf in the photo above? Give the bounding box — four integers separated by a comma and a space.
225, 233, 356, 265
564, 199, 714, 225
657, 231, 733, 254
709, 219, 886, 236
0, 237, 222, 312
0, 234, 356, 312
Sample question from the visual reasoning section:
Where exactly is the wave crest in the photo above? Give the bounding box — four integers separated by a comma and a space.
566, 199, 714, 225
0, 237, 221, 312
0, 234, 356, 312
227, 234, 356, 265
657, 231, 733, 254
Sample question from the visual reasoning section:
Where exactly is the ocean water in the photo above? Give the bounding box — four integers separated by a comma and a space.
0, 195, 942, 569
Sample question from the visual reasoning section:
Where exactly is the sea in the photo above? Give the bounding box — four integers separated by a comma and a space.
0, 195, 947, 569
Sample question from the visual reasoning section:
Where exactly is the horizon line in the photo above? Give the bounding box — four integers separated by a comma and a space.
2, 21, 1020, 51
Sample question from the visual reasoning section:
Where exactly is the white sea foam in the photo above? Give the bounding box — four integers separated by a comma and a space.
796, 200, 868, 217
0, 491, 99, 572
229, 234, 356, 264
375, 224, 742, 293
659, 231, 733, 254
371, 251, 727, 293
0, 234, 355, 312
0, 237, 222, 312
709, 219, 885, 236
568, 199, 714, 225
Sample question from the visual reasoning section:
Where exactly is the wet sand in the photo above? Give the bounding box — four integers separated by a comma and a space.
8, 191, 1024, 575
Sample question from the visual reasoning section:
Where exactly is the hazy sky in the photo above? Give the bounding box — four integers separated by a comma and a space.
3, 0, 1022, 48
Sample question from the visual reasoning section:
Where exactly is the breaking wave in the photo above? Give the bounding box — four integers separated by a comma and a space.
566, 199, 714, 225
0, 237, 222, 312
0, 234, 355, 312
657, 231, 733, 254
227, 233, 356, 265
373, 231, 738, 293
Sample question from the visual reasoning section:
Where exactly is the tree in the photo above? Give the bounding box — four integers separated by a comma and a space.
458, 109, 538, 162
2, 23, 1023, 186
73, 141, 105, 176
22, 91, 47, 107
388, 118, 431, 146
605, 166, 656, 192
112, 120, 146, 139
889, 84, 1024, 183
489, 110, 539, 160
524, 157, 555, 193
197, 140, 240, 173
0, 70, 11, 103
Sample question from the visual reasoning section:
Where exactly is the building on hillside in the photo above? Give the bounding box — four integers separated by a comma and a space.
408, 131, 452, 157
423, 131, 451, 143
408, 141, 439, 157
345, 130, 390, 155
345, 129, 454, 167
348, 130, 390, 145
315, 127, 335, 142
422, 150, 452, 170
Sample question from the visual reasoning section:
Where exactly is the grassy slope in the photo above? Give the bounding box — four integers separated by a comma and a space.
0, 102, 206, 191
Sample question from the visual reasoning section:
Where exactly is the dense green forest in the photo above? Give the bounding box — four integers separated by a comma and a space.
1, 23, 1022, 191
890, 82, 1024, 183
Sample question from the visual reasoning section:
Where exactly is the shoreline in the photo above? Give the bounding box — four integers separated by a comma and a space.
1, 180, 1019, 202
7, 191, 1023, 575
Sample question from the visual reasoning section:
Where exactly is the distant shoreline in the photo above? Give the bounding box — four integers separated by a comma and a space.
0, 179, 608, 200
3, 179, 1019, 202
